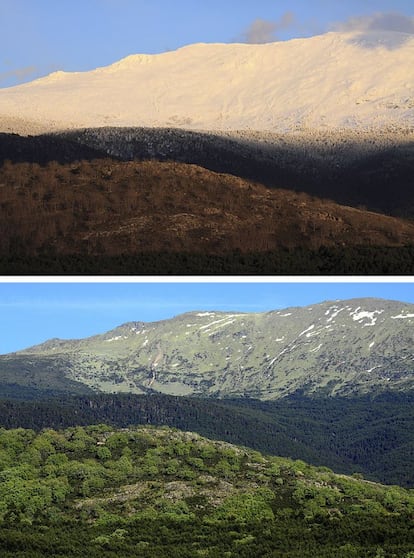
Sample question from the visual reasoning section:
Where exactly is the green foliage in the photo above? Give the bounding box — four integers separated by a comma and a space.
0, 393, 412, 487
209, 489, 274, 523
0, 423, 412, 556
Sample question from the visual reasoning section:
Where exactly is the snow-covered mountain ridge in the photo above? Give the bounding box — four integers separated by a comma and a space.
1, 31, 413, 133
2, 298, 413, 400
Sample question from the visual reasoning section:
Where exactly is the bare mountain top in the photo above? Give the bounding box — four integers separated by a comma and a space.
1, 31, 413, 133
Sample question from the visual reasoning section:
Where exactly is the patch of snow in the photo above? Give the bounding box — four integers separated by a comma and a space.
105, 336, 122, 342
351, 309, 383, 326
391, 313, 414, 319
326, 307, 345, 323
299, 324, 315, 337
142, 339, 149, 347
309, 343, 323, 353
306, 329, 323, 338
196, 312, 216, 317
207, 319, 236, 334
369, 341, 375, 348
199, 315, 238, 331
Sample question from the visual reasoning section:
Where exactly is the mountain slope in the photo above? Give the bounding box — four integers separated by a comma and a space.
3, 298, 413, 399
1, 31, 413, 133
1, 159, 414, 259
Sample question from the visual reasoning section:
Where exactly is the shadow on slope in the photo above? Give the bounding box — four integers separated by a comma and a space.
0, 132, 108, 164
60, 127, 414, 218
1, 128, 414, 217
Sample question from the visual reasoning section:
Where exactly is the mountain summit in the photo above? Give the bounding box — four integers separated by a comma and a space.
1, 298, 413, 399
1, 31, 413, 133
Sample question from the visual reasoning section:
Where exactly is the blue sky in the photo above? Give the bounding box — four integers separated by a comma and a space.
0, 281, 413, 353
1, 0, 413, 88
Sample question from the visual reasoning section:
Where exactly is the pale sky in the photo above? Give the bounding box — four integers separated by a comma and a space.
0, 281, 413, 353
1, 0, 413, 88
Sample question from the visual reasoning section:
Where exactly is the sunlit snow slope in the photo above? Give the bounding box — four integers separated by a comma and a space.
1, 31, 413, 133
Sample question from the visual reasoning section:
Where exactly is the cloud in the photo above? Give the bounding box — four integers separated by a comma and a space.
239, 12, 296, 44
0, 65, 38, 86
334, 12, 414, 34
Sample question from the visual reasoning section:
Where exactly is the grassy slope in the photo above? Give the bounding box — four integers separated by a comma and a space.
6, 299, 414, 399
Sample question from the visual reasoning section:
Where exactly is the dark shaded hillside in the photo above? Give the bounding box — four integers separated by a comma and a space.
62, 127, 414, 218
0, 132, 106, 164
1, 128, 414, 218
2, 245, 414, 275
0, 392, 412, 487
0, 356, 94, 396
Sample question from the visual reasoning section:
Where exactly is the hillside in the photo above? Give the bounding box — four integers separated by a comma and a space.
0, 392, 412, 487
1, 31, 413, 132
1, 158, 414, 267
58, 127, 414, 218
2, 297, 414, 399
2, 127, 414, 220
0, 424, 413, 557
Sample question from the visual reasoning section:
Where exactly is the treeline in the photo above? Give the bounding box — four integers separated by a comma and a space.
2, 245, 414, 275
0, 392, 412, 487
